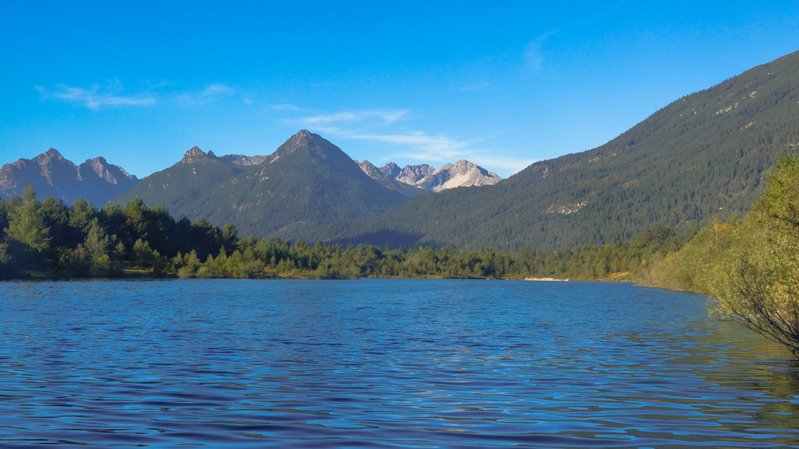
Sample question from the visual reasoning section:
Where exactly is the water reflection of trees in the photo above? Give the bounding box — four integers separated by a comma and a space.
686, 319, 799, 426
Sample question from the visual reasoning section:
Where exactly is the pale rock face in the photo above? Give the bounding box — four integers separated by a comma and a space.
219, 154, 268, 166
396, 164, 434, 186
371, 160, 501, 192
180, 146, 211, 164
433, 160, 502, 191
379, 162, 401, 178
79, 157, 137, 185
0, 148, 138, 204
29, 148, 75, 185
357, 160, 382, 178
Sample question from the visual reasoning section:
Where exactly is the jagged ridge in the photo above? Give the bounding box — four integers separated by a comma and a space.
0, 148, 138, 205
113, 130, 417, 238
362, 160, 502, 192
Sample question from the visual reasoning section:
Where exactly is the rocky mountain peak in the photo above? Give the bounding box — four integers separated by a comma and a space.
181, 146, 211, 164
450, 160, 473, 169
81, 157, 115, 184
295, 129, 314, 139
397, 164, 434, 185
275, 131, 311, 156
380, 162, 401, 178
79, 156, 137, 184
85, 157, 109, 174
365, 160, 501, 192
45, 148, 65, 159
275, 130, 347, 162
357, 160, 380, 176
35, 148, 69, 165
1, 149, 139, 205
284, 129, 317, 148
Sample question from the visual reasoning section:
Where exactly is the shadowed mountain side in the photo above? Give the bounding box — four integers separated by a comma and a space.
333, 230, 428, 249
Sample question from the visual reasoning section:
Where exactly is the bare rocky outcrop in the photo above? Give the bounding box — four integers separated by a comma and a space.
0, 148, 138, 204
368, 160, 501, 192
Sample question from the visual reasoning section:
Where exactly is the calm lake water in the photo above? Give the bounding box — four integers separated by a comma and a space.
0, 280, 797, 448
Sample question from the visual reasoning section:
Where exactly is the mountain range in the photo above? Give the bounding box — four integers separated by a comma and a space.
0, 149, 138, 205
3, 50, 799, 250
1, 133, 500, 238
359, 160, 501, 192
114, 130, 423, 238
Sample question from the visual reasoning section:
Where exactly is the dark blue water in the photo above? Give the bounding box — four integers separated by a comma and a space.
0, 280, 797, 448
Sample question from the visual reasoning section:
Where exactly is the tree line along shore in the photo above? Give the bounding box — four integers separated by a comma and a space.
0, 186, 680, 282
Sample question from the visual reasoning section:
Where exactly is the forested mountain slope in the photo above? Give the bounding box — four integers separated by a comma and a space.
113, 147, 243, 222
116, 131, 414, 238
324, 50, 799, 250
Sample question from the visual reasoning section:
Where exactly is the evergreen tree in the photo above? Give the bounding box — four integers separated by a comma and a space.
0, 242, 11, 279
5, 186, 51, 256
84, 219, 112, 275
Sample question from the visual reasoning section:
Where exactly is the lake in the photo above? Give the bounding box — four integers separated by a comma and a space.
0, 280, 797, 448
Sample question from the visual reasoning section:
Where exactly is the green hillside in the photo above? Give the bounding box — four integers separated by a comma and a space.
115, 131, 413, 238
321, 50, 799, 250
114, 147, 243, 222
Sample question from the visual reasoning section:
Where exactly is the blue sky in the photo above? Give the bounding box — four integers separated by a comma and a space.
1, 1, 799, 178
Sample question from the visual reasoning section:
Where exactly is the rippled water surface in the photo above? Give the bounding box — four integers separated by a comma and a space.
0, 280, 798, 448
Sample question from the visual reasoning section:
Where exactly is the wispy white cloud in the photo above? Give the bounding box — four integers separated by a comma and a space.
37, 83, 157, 109
281, 106, 532, 175
322, 127, 534, 175
524, 33, 552, 73
176, 83, 236, 104
345, 131, 471, 157
296, 109, 408, 126
470, 154, 535, 174
38, 81, 242, 109
202, 83, 234, 97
